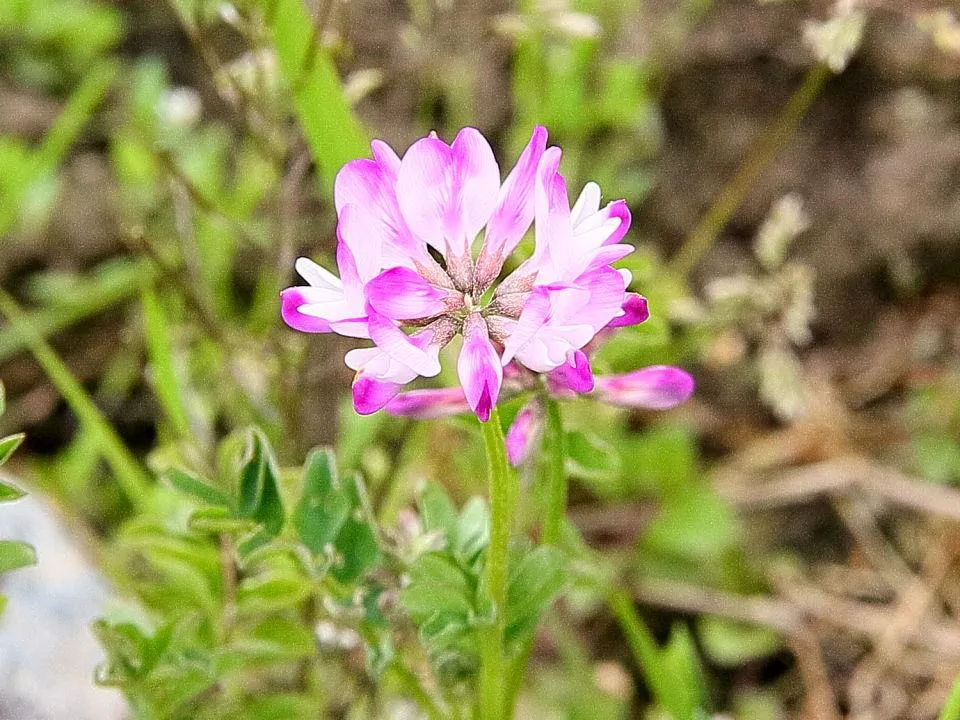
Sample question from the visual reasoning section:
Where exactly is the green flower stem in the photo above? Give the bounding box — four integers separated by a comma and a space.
541, 398, 567, 546
502, 397, 567, 717
478, 407, 514, 720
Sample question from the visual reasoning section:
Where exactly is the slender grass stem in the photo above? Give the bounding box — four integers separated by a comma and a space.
608, 589, 662, 681
0, 290, 153, 509
668, 63, 830, 279
388, 661, 445, 720
478, 407, 513, 720
0, 257, 155, 364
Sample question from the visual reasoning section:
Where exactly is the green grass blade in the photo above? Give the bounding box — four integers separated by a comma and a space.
608, 589, 708, 720
34, 59, 119, 175
941, 675, 960, 720
264, 0, 369, 187
141, 286, 191, 440
0, 257, 155, 363
0, 290, 152, 509
0, 60, 119, 237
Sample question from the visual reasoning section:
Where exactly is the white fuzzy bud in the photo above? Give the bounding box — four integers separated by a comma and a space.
759, 340, 806, 421
343, 69, 384, 105
551, 11, 600, 39
156, 87, 202, 128
754, 194, 809, 270
804, 0, 866, 73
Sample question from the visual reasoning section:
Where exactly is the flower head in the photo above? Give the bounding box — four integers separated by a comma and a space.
282, 126, 669, 421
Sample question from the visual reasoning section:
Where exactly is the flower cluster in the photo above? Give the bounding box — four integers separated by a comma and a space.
281, 126, 693, 426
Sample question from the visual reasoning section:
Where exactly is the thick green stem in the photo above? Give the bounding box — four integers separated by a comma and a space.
502, 398, 567, 717
668, 63, 830, 279
540, 399, 567, 546
478, 407, 513, 720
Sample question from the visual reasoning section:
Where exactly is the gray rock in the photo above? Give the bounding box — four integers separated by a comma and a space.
0, 475, 127, 720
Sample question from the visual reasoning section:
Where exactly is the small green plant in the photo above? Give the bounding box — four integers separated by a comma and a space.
0, 383, 36, 616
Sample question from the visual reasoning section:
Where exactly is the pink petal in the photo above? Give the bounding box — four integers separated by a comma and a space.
282, 277, 370, 339
335, 238, 363, 302
572, 266, 629, 331
367, 308, 443, 378
594, 366, 695, 410
365, 267, 452, 320
505, 402, 543, 466
280, 288, 332, 333
582, 244, 635, 274
384, 387, 470, 419
457, 313, 503, 422
570, 184, 631, 247
500, 287, 552, 366
294, 257, 341, 290
347, 323, 455, 415
531, 147, 571, 268
601, 200, 631, 246
336, 204, 384, 283
395, 128, 500, 260
450, 128, 501, 243
394, 136, 451, 252
607, 293, 649, 328
370, 139, 401, 174
547, 350, 595, 394
328, 317, 372, 338
352, 375, 404, 415
483, 126, 548, 259
570, 182, 601, 226
334, 147, 423, 266
502, 270, 626, 374
501, 284, 599, 372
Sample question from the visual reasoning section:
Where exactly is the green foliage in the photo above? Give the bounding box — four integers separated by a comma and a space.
910, 373, 960, 485
99, 432, 394, 717
400, 483, 565, 690
261, 0, 370, 189
0, 384, 37, 614
292, 449, 352, 553
0, 291, 154, 508
97, 432, 573, 716
142, 287, 192, 441
941, 674, 960, 720
697, 616, 782, 668
0, 0, 851, 713
0, 58, 117, 236
0, 539, 37, 575
511, 0, 659, 201
0, 0, 121, 89
656, 624, 709, 720
609, 590, 708, 720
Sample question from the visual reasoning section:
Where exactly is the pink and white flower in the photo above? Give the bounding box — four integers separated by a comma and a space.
382, 301, 696, 465
282, 125, 689, 422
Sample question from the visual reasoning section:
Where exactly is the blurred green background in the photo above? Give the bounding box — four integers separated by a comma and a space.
2, 0, 960, 718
